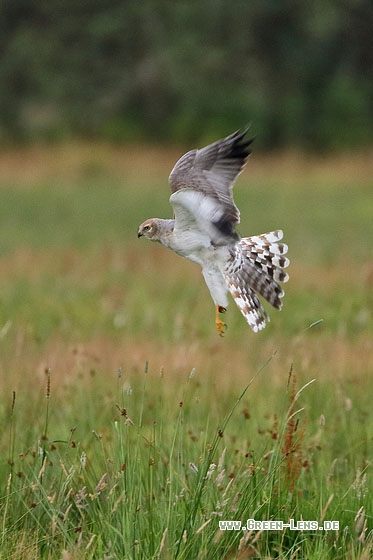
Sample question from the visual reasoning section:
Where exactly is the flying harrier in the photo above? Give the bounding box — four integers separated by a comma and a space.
138, 129, 289, 335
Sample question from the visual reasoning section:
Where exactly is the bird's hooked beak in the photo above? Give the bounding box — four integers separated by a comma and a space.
137, 229, 143, 238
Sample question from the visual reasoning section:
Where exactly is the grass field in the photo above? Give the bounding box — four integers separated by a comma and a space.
0, 143, 372, 559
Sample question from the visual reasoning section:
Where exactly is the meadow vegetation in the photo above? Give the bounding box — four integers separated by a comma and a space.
0, 143, 372, 558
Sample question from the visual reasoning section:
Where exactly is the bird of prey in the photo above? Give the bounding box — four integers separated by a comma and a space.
138, 129, 289, 335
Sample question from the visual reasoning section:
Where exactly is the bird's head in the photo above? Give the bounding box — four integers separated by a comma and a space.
137, 219, 159, 240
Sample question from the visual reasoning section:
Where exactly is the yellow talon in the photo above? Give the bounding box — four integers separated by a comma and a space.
215, 306, 227, 336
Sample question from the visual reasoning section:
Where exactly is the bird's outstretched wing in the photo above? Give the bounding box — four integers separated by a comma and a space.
169, 129, 254, 245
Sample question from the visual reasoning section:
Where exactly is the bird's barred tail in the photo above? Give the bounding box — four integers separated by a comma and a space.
224, 230, 289, 332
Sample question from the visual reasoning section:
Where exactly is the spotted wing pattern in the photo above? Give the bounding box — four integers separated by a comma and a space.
224, 230, 289, 332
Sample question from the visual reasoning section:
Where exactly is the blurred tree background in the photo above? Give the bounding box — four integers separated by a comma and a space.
1, 0, 372, 150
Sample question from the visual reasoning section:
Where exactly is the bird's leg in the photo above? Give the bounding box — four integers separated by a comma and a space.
215, 305, 227, 336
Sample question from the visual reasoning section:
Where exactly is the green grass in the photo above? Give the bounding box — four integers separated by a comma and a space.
0, 144, 372, 559
1, 362, 371, 559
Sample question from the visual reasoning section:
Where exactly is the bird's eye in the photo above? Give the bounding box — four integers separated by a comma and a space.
143, 225, 151, 232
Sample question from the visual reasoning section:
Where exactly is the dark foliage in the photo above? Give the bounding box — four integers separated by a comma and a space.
1, 0, 372, 149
